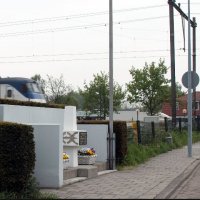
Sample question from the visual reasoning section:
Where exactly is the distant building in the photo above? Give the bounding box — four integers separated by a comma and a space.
76, 110, 102, 120
162, 91, 200, 118
106, 110, 148, 122
77, 110, 171, 122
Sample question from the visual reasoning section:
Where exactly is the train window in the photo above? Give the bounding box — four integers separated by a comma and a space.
7, 89, 12, 98
26, 83, 41, 93
21, 84, 28, 93
32, 83, 41, 93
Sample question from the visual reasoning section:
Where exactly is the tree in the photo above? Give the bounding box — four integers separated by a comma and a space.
45, 74, 72, 103
126, 60, 170, 115
164, 82, 186, 102
56, 90, 83, 108
81, 71, 125, 119
31, 74, 83, 106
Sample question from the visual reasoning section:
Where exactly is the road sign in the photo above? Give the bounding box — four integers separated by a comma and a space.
182, 71, 199, 89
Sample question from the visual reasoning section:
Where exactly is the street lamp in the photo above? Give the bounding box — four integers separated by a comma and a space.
182, 108, 187, 125
182, 108, 187, 117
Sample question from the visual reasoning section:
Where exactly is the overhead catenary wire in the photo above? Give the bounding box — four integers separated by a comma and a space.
0, 3, 198, 66
0, 4, 167, 27
0, 54, 197, 64
0, 14, 183, 38
0, 3, 198, 28
0, 48, 192, 59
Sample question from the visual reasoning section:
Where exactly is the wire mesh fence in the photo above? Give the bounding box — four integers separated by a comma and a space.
127, 117, 200, 146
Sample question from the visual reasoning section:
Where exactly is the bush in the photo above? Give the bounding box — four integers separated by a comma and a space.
0, 176, 58, 199
113, 121, 128, 165
0, 122, 35, 193
0, 98, 64, 109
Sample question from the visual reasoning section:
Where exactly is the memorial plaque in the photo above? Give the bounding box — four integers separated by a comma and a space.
79, 131, 87, 145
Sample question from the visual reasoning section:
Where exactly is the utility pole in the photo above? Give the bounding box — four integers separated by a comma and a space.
168, 0, 177, 129
109, 0, 115, 170
187, 0, 192, 157
168, 0, 197, 157
192, 17, 197, 118
168, 0, 197, 131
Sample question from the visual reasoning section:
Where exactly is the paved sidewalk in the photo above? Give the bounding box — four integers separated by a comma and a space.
41, 143, 200, 199
168, 161, 200, 199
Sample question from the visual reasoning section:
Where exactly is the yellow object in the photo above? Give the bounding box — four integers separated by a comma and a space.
63, 152, 70, 160
132, 121, 137, 129
131, 121, 138, 144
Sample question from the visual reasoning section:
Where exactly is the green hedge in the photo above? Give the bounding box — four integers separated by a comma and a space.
0, 99, 64, 109
0, 122, 35, 193
78, 120, 128, 165
113, 121, 127, 164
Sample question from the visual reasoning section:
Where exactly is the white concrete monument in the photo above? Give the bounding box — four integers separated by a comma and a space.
63, 106, 86, 167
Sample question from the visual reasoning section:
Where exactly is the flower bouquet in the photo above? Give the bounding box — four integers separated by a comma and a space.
78, 147, 97, 165
63, 152, 70, 169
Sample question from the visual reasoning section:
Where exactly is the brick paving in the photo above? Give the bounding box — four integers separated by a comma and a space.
169, 156, 200, 199
41, 143, 200, 199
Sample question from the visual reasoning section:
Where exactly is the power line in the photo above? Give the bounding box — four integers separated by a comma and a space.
0, 4, 167, 27
0, 15, 173, 38
0, 22, 107, 37
0, 54, 196, 64
0, 48, 190, 59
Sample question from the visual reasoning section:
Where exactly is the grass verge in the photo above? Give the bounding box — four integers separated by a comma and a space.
118, 130, 200, 170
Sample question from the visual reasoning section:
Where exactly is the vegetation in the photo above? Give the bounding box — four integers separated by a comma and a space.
31, 74, 82, 107
80, 71, 125, 119
30, 59, 186, 115
119, 130, 200, 170
0, 122, 35, 193
126, 59, 170, 115
164, 82, 186, 102
0, 177, 57, 199
0, 122, 58, 199
0, 98, 65, 108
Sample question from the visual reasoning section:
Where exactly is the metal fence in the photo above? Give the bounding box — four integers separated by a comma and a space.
127, 117, 200, 145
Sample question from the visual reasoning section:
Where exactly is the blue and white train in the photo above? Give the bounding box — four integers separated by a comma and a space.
0, 77, 46, 103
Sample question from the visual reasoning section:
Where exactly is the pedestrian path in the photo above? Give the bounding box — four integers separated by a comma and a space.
41, 143, 200, 199
168, 159, 200, 199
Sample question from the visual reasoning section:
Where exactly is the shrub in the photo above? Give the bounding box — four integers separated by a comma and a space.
0, 122, 35, 193
113, 121, 128, 165
0, 176, 58, 199
0, 98, 64, 109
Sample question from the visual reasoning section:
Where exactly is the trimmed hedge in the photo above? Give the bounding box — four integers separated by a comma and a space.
0, 98, 64, 109
113, 121, 127, 164
78, 120, 128, 165
0, 122, 35, 193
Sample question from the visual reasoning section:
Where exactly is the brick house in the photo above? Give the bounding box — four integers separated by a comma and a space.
162, 91, 200, 118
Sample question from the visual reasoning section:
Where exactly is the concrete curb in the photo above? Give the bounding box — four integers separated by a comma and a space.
154, 158, 200, 199
62, 169, 117, 187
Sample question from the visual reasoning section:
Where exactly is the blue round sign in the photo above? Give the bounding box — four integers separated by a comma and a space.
182, 71, 199, 89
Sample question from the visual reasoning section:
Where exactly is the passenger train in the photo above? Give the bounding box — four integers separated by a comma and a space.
0, 77, 46, 103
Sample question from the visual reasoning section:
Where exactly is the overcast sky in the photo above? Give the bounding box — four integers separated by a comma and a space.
0, 0, 199, 91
